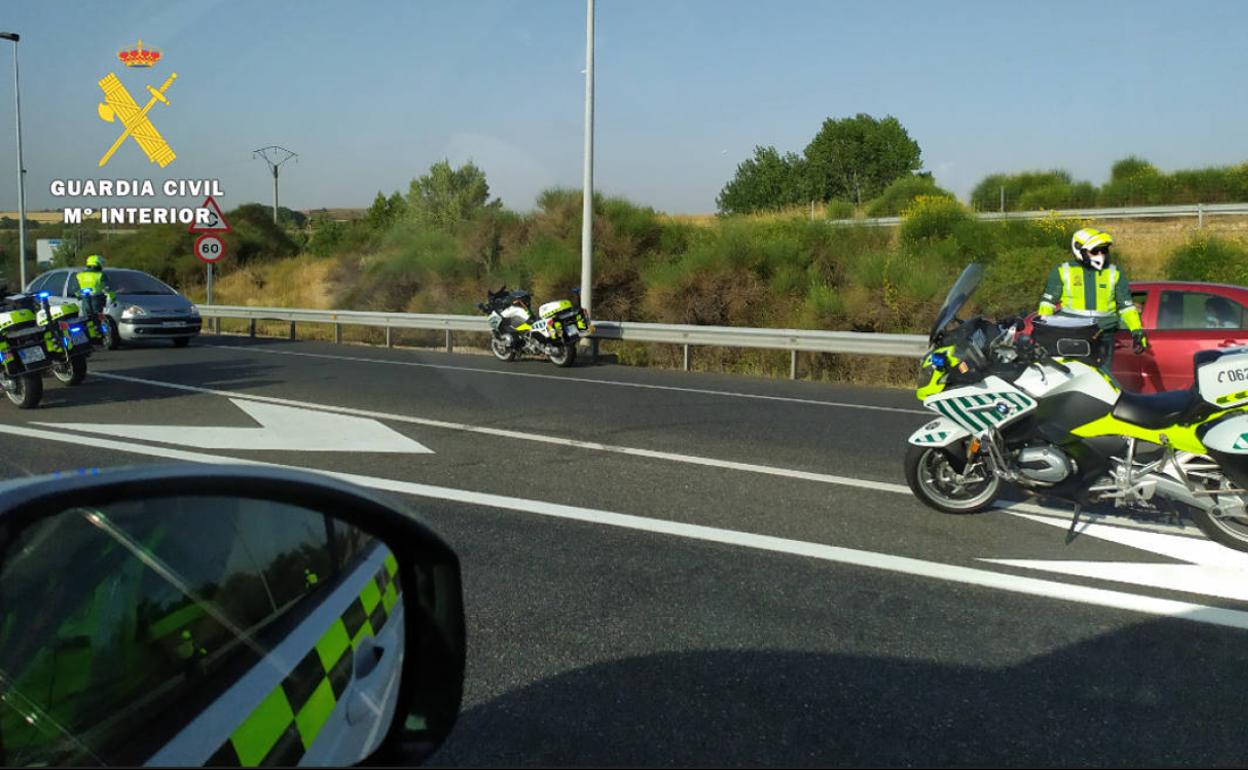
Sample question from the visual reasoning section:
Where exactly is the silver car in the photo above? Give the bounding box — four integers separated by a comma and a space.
27, 267, 202, 348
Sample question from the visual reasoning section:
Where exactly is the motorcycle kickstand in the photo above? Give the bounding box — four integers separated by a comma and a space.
1065, 503, 1083, 544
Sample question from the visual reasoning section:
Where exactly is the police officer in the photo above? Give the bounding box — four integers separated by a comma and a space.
76, 255, 112, 314
1037, 227, 1148, 374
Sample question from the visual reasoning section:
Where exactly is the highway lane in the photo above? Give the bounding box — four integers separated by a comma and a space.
6, 337, 1248, 765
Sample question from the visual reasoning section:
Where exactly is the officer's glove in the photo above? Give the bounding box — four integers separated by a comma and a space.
1132, 330, 1149, 355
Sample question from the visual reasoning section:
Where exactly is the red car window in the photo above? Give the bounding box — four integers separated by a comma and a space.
1156, 290, 1246, 330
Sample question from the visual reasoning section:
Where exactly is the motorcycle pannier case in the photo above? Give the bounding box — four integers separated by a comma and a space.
1031, 314, 1105, 365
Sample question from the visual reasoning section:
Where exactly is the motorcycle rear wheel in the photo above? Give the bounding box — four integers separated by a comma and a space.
490, 335, 518, 362
53, 356, 88, 386
904, 443, 1000, 514
1188, 485, 1248, 552
548, 342, 577, 368
2, 373, 43, 409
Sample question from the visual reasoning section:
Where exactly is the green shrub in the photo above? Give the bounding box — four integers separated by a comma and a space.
1165, 234, 1248, 286
866, 176, 955, 217
899, 195, 973, 245
826, 199, 855, 220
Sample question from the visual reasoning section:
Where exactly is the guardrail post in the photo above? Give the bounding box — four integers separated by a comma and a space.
385, 327, 392, 348
249, 319, 256, 338
289, 321, 296, 341
1198, 202, 1205, 228
334, 323, 342, 344
790, 350, 798, 380
683, 344, 690, 371
445, 329, 453, 353
590, 337, 599, 363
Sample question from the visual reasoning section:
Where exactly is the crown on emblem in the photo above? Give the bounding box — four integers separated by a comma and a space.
117, 39, 162, 68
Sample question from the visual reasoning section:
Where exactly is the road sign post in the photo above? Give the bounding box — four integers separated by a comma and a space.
189, 198, 230, 317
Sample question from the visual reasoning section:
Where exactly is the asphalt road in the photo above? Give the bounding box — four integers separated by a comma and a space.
5, 335, 1248, 766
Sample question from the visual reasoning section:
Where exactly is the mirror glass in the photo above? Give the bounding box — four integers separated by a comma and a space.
0, 497, 407, 767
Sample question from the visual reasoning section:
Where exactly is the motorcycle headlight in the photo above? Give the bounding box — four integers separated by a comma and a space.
121, 305, 147, 318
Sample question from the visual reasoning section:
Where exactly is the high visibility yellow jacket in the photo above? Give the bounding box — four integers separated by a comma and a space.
1037, 260, 1142, 332
76, 269, 107, 295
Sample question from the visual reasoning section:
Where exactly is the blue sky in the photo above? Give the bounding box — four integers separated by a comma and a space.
0, 0, 1245, 214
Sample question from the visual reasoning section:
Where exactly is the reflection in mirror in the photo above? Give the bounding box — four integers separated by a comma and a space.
0, 497, 406, 767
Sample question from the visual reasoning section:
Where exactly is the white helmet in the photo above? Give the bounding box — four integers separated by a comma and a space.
1071, 228, 1113, 271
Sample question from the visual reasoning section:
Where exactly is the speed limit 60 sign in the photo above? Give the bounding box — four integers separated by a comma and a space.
194, 234, 226, 264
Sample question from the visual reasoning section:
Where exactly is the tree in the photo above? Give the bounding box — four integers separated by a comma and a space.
407, 160, 499, 231
715, 146, 810, 215
366, 190, 405, 230
802, 114, 922, 205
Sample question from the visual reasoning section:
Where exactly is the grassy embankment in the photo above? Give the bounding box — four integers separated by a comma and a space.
177, 193, 1248, 388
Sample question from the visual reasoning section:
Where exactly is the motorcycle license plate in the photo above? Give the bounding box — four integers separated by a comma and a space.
564, 328, 579, 338
18, 346, 45, 365
70, 330, 89, 346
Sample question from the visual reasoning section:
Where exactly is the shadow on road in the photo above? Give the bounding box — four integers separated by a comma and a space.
431, 617, 1247, 767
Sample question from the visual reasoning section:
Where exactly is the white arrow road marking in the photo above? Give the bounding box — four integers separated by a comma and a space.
982, 512, 1248, 603
3, 422, 1248, 631
34, 398, 432, 453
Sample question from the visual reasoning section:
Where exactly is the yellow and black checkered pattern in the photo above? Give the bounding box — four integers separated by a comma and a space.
205, 553, 400, 767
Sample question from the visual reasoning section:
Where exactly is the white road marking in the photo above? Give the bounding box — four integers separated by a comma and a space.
2, 421, 1247, 631
983, 512, 1248, 602
93, 372, 914, 495
198, 343, 931, 415
35, 398, 432, 453
92, 371, 1209, 540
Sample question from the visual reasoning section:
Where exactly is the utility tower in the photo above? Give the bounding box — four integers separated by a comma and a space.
252, 146, 298, 224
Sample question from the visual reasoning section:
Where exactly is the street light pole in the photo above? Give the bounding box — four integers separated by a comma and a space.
1, 32, 27, 289
580, 0, 594, 317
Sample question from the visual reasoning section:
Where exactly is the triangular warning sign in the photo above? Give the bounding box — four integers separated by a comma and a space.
188, 196, 232, 233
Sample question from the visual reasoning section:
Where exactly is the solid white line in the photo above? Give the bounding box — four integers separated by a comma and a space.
1, 421, 1244, 631
197, 342, 931, 415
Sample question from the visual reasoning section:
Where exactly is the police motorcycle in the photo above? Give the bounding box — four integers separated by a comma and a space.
73, 286, 113, 350
33, 291, 95, 386
0, 294, 56, 408
477, 285, 592, 367
905, 263, 1248, 552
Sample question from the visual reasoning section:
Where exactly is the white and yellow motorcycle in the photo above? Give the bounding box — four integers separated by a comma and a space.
478, 286, 591, 368
906, 264, 1248, 551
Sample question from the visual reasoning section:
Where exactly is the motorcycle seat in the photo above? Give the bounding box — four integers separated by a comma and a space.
1111, 387, 1201, 430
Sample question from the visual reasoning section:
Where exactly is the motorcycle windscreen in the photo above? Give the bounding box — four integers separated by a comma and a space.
930, 263, 984, 344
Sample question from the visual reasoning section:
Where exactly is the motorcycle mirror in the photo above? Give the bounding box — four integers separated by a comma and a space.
0, 465, 465, 768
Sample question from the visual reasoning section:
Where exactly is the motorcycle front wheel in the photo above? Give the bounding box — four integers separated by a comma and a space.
490, 335, 518, 362
904, 443, 1000, 514
548, 341, 577, 368
53, 356, 88, 386
2, 373, 43, 409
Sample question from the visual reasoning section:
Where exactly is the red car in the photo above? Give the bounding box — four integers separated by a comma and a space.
1024, 281, 1248, 393
1112, 281, 1248, 393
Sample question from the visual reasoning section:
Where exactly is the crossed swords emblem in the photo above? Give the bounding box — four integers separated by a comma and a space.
96, 71, 177, 167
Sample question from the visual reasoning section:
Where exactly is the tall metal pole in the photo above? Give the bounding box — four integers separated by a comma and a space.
252, 145, 297, 225
2, 33, 27, 289
580, 0, 594, 316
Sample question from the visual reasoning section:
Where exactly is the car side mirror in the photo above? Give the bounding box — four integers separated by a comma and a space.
0, 465, 465, 767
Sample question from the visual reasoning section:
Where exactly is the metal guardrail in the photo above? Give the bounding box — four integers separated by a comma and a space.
830, 202, 1248, 228
199, 305, 930, 379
